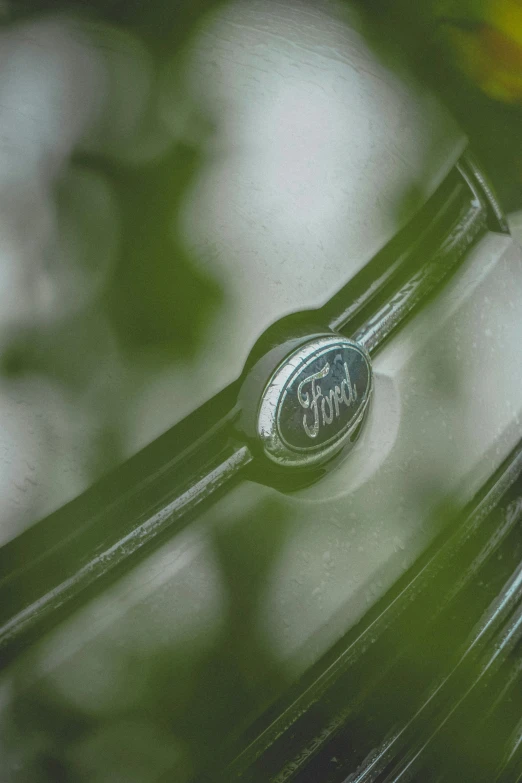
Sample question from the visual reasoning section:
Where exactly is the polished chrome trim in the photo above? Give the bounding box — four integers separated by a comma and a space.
351, 162, 486, 353
462, 150, 510, 235
0, 444, 252, 662
326, 164, 485, 339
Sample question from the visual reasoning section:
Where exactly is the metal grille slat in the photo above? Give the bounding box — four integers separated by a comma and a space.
221, 444, 522, 783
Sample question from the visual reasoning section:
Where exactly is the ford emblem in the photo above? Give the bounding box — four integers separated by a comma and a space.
256, 335, 373, 468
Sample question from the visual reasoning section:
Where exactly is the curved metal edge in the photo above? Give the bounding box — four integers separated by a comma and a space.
495, 716, 522, 783
461, 150, 510, 235
363, 575, 522, 783
353, 168, 487, 354
0, 444, 252, 665
327, 160, 487, 340
223, 440, 522, 782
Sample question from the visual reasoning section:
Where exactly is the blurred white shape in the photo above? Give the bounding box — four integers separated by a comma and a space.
0, 17, 129, 538
0, 17, 105, 176
0, 16, 106, 329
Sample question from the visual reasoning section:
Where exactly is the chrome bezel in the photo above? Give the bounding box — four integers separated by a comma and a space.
257, 335, 373, 468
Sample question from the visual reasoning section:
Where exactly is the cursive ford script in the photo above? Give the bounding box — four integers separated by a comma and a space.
297, 358, 358, 439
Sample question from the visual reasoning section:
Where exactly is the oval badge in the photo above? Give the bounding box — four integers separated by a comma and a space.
258, 335, 373, 468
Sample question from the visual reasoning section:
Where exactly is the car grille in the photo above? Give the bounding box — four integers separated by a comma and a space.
218, 441, 522, 783
0, 151, 503, 666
